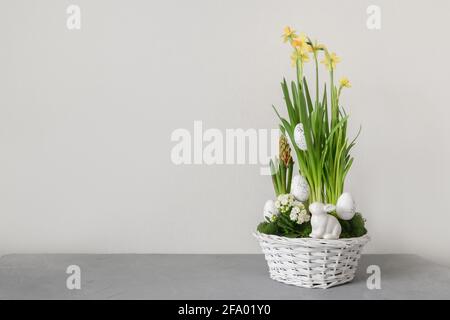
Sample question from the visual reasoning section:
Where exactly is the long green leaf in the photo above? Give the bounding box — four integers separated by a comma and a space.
281, 79, 298, 125
303, 78, 314, 115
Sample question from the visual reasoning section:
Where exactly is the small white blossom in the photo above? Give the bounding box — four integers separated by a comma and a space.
288, 197, 294, 206
274, 200, 281, 209
292, 201, 305, 209
289, 206, 301, 221
297, 209, 311, 224
276, 194, 295, 213
289, 210, 298, 221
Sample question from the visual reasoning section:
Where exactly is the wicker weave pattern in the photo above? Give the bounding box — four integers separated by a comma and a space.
254, 232, 370, 289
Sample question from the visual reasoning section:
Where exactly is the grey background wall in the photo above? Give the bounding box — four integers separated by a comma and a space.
1, 0, 450, 265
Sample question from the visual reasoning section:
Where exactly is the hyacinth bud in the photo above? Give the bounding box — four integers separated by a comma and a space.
279, 134, 293, 167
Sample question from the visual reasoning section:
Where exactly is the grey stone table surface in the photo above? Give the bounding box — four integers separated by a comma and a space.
0, 254, 449, 300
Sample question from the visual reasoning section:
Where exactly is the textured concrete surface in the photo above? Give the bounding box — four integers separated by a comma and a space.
0, 254, 449, 299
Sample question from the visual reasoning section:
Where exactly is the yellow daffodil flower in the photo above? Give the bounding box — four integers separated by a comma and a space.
339, 77, 351, 88
282, 26, 297, 43
291, 33, 309, 51
291, 48, 310, 66
321, 52, 341, 71
308, 40, 326, 53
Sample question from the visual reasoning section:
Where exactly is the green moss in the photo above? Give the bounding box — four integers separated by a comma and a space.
339, 213, 367, 238
296, 221, 312, 237
257, 221, 279, 235
257, 212, 312, 238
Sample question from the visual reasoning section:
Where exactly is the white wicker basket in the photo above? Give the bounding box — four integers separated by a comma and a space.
254, 232, 370, 289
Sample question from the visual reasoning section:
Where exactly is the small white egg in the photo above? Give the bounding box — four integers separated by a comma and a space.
263, 200, 278, 220
294, 123, 307, 151
336, 192, 356, 220
291, 175, 309, 202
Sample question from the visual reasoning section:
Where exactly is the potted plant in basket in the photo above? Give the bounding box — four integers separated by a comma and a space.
254, 26, 369, 289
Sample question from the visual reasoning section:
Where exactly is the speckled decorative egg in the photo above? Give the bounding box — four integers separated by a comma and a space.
291, 175, 309, 202
263, 200, 279, 221
336, 192, 356, 220
294, 123, 307, 151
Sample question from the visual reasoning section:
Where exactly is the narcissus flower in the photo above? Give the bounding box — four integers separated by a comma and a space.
282, 26, 297, 43
307, 39, 326, 53
339, 77, 351, 88
321, 51, 341, 71
291, 33, 309, 51
291, 48, 310, 66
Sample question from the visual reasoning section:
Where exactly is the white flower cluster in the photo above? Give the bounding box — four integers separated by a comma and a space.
289, 202, 310, 225
274, 194, 295, 213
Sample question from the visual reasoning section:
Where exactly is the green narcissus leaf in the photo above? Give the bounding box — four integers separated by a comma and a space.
303, 77, 314, 115
281, 78, 298, 125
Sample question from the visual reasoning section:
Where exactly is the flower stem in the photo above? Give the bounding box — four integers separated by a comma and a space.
314, 53, 319, 106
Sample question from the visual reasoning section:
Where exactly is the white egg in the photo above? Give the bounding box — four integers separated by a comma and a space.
263, 200, 279, 220
294, 123, 307, 151
336, 192, 356, 220
291, 175, 309, 202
